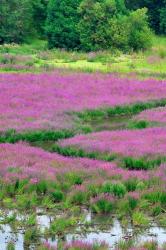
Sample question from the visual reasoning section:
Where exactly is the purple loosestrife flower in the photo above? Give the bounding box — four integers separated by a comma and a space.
64, 240, 108, 250
128, 191, 140, 200
1, 72, 166, 132
0, 142, 165, 187
135, 106, 166, 124
91, 193, 115, 204
59, 128, 166, 158
0, 142, 118, 182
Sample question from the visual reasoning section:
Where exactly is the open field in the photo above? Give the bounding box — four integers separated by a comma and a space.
0, 36, 166, 78
0, 37, 166, 250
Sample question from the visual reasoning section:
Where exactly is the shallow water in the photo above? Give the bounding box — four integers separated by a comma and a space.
88, 115, 132, 132
2, 114, 165, 250
0, 209, 165, 250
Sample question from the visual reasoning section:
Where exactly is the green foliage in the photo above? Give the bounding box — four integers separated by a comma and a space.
26, 214, 36, 226
132, 211, 149, 226
124, 178, 137, 192
52, 144, 116, 162
160, 7, 166, 34
127, 120, 149, 129
49, 217, 77, 235
69, 190, 87, 205
16, 193, 38, 209
128, 196, 138, 210
0, 0, 34, 44
77, 99, 166, 122
102, 182, 127, 198
128, 8, 153, 51
158, 214, 166, 227
78, 0, 128, 51
0, 213, 16, 224
31, 0, 48, 35
45, 0, 82, 49
144, 191, 166, 206
91, 197, 114, 214
65, 172, 83, 185
36, 180, 48, 194
116, 239, 134, 250
7, 242, 15, 250
126, 0, 166, 35
78, 0, 152, 51
51, 190, 64, 202
123, 157, 161, 170
0, 129, 74, 143
143, 240, 158, 250
24, 228, 39, 244
136, 181, 146, 191
151, 205, 162, 216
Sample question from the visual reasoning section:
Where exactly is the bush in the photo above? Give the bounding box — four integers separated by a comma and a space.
78, 0, 152, 51
0, 0, 33, 44
45, 0, 81, 49
51, 190, 64, 202
102, 181, 126, 198
128, 8, 153, 51
128, 192, 139, 210
91, 194, 115, 214
126, 0, 166, 35
69, 187, 87, 205
125, 178, 137, 192
78, 0, 128, 51
160, 7, 166, 34
132, 211, 149, 226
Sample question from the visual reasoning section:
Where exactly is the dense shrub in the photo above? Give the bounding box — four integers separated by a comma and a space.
78, 0, 152, 51
0, 0, 34, 44
160, 7, 166, 34
51, 190, 64, 202
125, 0, 166, 35
78, 0, 128, 51
102, 182, 127, 198
45, 0, 82, 49
127, 8, 152, 51
31, 0, 48, 35
91, 194, 115, 214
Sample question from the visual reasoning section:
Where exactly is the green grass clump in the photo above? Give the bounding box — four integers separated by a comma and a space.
51, 144, 116, 162
49, 217, 77, 235
0, 129, 74, 143
26, 214, 37, 226
7, 242, 15, 250
51, 190, 64, 203
151, 205, 162, 216
143, 191, 166, 205
142, 241, 158, 250
123, 157, 162, 170
132, 211, 149, 226
102, 182, 127, 198
69, 189, 87, 205
24, 228, 39, 245
127, 120, 150, 129
77, 99, 166, 122
116, 239, 134, 250
128, 196, 138, 211
52, 144, 164, 170
124, 178, 138, 192
91, 195, 115, 214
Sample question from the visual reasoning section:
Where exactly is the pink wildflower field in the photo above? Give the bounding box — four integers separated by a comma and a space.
135, 106, 166, 124
0, 71, 166, 249
1, 72, 166, 132
0, 142, 159, 183
59, 127, 166, 158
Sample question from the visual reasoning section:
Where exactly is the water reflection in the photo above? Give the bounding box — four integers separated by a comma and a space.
0, 209, 165, 250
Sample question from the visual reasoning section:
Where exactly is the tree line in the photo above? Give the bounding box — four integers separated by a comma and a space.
0, 0, 166, 51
